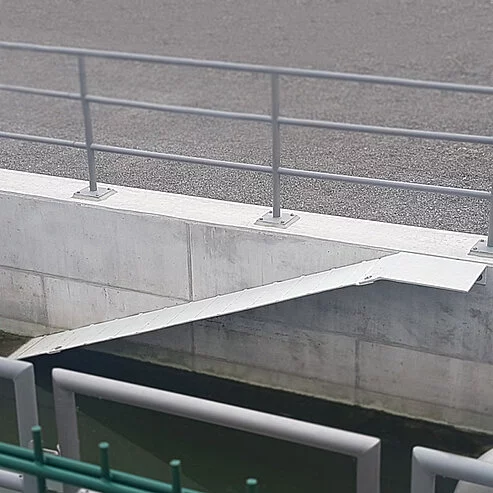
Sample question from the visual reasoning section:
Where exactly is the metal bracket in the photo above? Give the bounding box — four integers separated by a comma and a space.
255, 211, 299, 229
469, 239, 493, 258
475, 269, 487, 285
73, 187, 116, 201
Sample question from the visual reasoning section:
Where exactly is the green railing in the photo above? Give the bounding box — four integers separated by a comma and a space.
0, 426, 258, 493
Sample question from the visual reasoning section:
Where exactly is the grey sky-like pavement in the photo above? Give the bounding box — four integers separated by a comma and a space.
1, 0, 492, 233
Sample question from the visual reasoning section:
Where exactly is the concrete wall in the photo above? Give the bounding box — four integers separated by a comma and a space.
93, 271, 493, 433
0, 170, 389, 335
4, 169, 493, 432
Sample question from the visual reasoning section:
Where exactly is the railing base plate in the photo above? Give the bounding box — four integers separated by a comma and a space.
469, 239, 493, 258
73, 187, 116, 201
255, 211, 299, 228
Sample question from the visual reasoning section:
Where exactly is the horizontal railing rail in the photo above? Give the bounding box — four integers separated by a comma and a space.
412, 447, 493, 493
3, 41, 493, 94
1, 41, 492, 243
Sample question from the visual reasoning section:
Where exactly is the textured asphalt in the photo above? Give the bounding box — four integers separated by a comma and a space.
1, 0, 492, 233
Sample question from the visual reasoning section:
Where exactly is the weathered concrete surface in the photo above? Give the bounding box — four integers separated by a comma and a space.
189, 223, 390, 298
0, 194, 191, 298
92, 274, 493, 433
42, 277, 180, 330
0, 267, 47, 329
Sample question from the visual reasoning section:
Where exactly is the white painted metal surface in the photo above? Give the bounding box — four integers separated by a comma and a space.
10, 252, 486, 360
357, 252, 486, 291
455, 449, 493, 493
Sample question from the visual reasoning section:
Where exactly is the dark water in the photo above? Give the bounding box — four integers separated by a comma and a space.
1, 349, 492, 493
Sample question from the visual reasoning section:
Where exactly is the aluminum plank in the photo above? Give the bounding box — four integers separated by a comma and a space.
9, 253, 486, 359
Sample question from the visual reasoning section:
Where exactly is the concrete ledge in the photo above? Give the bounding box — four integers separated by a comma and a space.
0, 169, 488, 262
0, 317, 51, 338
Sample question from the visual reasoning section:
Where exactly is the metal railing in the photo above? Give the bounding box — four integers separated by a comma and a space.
0, 41, 492, 241
4, 357, 493, 493
411, 447, 493, 493
0, 358, 39, 493
52, 368, 381, 493
0, 425, 260, 493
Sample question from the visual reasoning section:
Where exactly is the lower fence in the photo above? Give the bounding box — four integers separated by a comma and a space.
51, 368, 380, 493
1, 357, 493, 493
0, 426, 243, 493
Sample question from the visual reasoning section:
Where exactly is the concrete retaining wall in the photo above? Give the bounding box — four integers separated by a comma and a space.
93, 273, 493, 432
0, 170, 387, 335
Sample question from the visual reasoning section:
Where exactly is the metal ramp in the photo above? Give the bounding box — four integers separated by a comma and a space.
9, 252, 486, 360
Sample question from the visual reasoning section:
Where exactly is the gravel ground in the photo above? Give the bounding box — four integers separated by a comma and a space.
1, 0, 492, 233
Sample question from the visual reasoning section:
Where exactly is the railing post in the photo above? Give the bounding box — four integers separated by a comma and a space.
255, 73, 298, 228
488, 186, 493, 247
411, 449, 435, 493
52, 373, 80, 493
73, 56, 115, 201
271, 73, 281, 219
0, 358, 39, 493
77, 56, 97, 192
469, 185, 493, 256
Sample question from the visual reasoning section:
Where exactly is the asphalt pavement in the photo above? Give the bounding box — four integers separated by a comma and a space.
1, 0, 492, 233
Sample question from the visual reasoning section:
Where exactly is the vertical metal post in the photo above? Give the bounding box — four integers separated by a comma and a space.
469, 186, 493, 255
170, 460, 182, 493
99, 443, 111, 480
52, 375, 80, 493
488, 188, 493, 247
12, 366, 39, 458
246, 479, 258, 493
357, 442, 381, 493
411, 449, 435, 493
53, 383, 80, 460
256, 74, 297, 227
0, 358, 39, 493
271, 73, 281, 219
77, 56, 97, 192
15, 369, 39, 493
31, 426, 46, 493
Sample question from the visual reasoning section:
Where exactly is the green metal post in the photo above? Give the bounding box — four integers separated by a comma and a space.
0, 429, 259, 493
170, 460, 182, 493
31, 427, 46, 493
99, 442, 111, 481
246, 478, 258, 493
